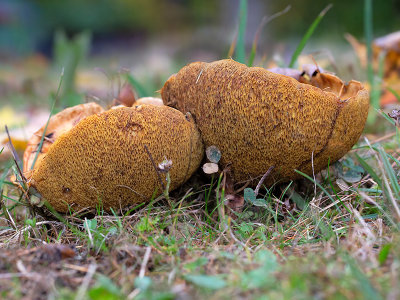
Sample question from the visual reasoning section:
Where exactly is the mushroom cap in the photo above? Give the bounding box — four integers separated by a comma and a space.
23, 102, 104, 176
29, 104, 203, 212
161, 59, 369, 184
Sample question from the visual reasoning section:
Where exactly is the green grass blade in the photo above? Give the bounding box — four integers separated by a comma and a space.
0, 167, 10, 192
126, 74, 149, 98
235, 0, 247, 64
248, 5, 291, 67
30, 70, 64, 170
387, 87, 400, 101
343, 254, 383, 300
364, 0, 374, 85
368, 51, 386, 123
385, 152, 400, 168
376, 108, 396, 125
288, 4, 332, 68
377, 146, 400, 198
294, 169, 351, 214
227, 33, 237, 59
375, 109, 400, 145
355, 153, 383, 188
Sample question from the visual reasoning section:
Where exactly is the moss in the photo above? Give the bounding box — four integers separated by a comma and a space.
161, 59, 369, 184
30, 104, 203, 212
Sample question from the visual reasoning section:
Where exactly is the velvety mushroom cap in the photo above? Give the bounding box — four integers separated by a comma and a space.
161, 59, 369, 184
30, 105, 203, 212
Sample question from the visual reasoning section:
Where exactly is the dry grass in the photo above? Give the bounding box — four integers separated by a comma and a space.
1, 133, 399, 299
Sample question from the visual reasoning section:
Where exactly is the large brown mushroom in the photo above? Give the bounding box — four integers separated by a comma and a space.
24, 103, 203, 212
161, 59, 369, 184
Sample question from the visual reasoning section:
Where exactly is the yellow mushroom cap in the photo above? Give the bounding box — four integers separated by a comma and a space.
23, 102, 104, 176
161, 59, 369, 184
29, 104, 203, 212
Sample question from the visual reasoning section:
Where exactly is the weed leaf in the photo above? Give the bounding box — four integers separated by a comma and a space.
184, 274, 227, 290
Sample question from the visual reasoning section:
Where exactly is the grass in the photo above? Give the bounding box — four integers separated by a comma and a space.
30, 69, 64, 171
288, 4, 332, 68
1, 2, 400, 300
1, 131, 399, 299
234, 0, 247, 64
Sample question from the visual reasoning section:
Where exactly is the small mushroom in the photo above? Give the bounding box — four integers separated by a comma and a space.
24, 103, 203, 212
161, 59, 369, 184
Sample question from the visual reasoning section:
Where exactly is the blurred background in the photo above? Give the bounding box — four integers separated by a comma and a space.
0, 0, 399, 115
0, 0, 399, 163
2, 0, 399, 58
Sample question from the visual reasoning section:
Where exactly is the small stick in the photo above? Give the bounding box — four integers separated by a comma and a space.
254, 166, 274, 197
144, 145, 165, 191
139, 246, 152, 278
5, 125, 26, 182
75, 264, 97, 300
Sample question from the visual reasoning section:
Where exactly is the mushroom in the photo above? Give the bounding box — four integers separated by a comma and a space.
161, 59, 369, 184
24, 103, 203, 212
23, 102, 104, 175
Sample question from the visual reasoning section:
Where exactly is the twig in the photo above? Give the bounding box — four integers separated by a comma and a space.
5, 125, 26, 182
75, 263, 97, 300
139, 246, 152, 278
144, 145, 165, 191
127, 246, 152, 299
311, 151, 317, 197
0, 272, 38, 279
116, 185, 146, 198
234, 180, 251, 194
84, 218, 94, 247
254, 166, 274, 197
196, 69, 204, 84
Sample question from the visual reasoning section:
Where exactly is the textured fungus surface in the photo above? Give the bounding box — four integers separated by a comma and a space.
161, 59, 369, 184
30, 105, 203, 212
23, 102, 104, 175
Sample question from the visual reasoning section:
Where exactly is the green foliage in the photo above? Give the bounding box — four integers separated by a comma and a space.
135, 216, 160, 233
235, 0, 247, 64
83, 217, 118, 251
295, 169, 351, 214
126, 74, 150, 98
248, 5, 291, 67
183, 257, 208, 272
378, 244, 392, 265
243, 187, 274, 209
367, 52, 386, 124
30, 71, 64, 171
135, 276, 153, 291
184, 274, 227, 290
336, 158, 365, 183
134, 277, 174, 300
24, 217, 36, 228
53, 30, 91, 107
377, 146, 400, 198
364, 0, 374, 86
89, 274, 122, 300
288, 4, 332, 68
240, 250, 278, 290
343, 254, 383, 300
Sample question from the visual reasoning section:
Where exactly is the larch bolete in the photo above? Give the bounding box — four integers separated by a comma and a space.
161, 59, 369, 184
23, 102, 203, 212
